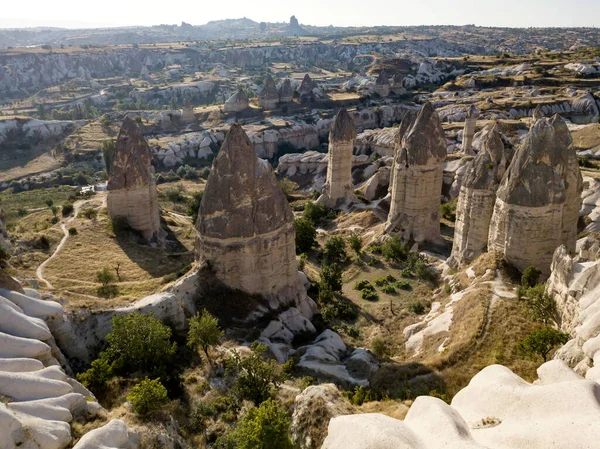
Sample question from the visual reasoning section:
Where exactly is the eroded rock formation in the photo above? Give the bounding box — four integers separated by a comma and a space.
461, 104, 479, 155
385, 103, 446, 242
318, 109, 358, 208
279, 79, 294, 103
107, 117, 162, 243
195, 124, 315, 318
181, 98, 195, 123
298, 74, 316, 103
391, 73, 406, 95
449, 125, 512, 267
224, 87, 249, 113
259, 75, 279, 109
373, 70, 390, 97
487, 115, 583, 275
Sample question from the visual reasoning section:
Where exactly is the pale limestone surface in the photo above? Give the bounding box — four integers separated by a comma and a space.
223, 88, 249, 113
488, 115, 582, 275
107, 117, 161, 242
318, 109, 358, 208
322, 362, 600, 449
448, 125, 512, 268
461, 104, 479, 155
259, 75, 279, 109
385, 103, 447, 243
278, 79, 294, 103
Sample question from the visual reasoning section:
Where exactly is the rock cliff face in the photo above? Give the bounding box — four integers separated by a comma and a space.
223, 88, 249, 113
487, 115, 582, 275
195, 124, 315, 317
0, 272, 139, 449
390, 73, 406, 95
318, 109, 358, 208
461, 104, 479, 155
107, 118, 162, 243
279, 79, 294, 103
181, 98, 195, 123
322, 362, 600, 449
449, 125, 512, 267
385, 103, 447, 242
298, 74, 316, 103
259, 75, 279, 109
373, 70, 390, 97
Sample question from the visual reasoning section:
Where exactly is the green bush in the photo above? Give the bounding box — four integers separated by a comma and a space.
381, 236, 407, 262
186, 191, 203, 223
76, 357, 113, 392
348, 233, 363, 255
371, 337, 388, 359
62, 203, 74, 217
227, 343, 284, 405
105, 313, 176, 377
127, 378, 169, 416
353, 280, 374, 291
520, 284, 557, 325
303, 201, 327, 224
187, 400, 218, 433
230, 399, 293, 449
320, 263, 343, 293
279, 178, 298, 198
521, 266, 541, 288
360, 289, 379, 301
518, 326, 569, 362
293, 218, 317, 254
163, 187, 186, 203
323, 235, 347, 264
381, 285, 396, 294
96, 267, 115, 286
187, 309, 224, 366
409, 301, 426, 315
441, 200, 457, 222
393, 280, 412, 291
373, 277, 388, 287
80, 208, 97, 220
68, 227, 78, 235
320, 296, 358, 323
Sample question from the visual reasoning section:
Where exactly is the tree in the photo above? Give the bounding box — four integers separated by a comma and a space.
62, 203, 74, 217
226, 343, 284, 405
187, 309, 224, 366
96, 267, 115, 286
230, 399, 293, 449
102, 140, 116, 175
348, 233, 362, 255
320, 263, 343, 293
323, 236, 347, 264
520, 284, 557, 325
381, 236, 407, 263
518, 326, 569, 362
186, 191, 203, 224
76, 357, 113, 392
303, 201, 327, 224
293, 218, 317, 254
50, 205, 59, 218
45, 198, 54, 207
114, 262, 122, 282
105, 313, 177, 377
521, 266, 541, 288
127, 378, 169, 416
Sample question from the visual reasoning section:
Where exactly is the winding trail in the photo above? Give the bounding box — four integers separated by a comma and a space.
36, 201, 86, 289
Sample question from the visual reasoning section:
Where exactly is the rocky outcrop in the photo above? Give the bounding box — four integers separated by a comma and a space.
318, 109, 358, 208
461, 104, 479, 155
487, 115, 583, 275
0, 272, 139, 449
298, 74, 316, 103
259, 75, 279, 109
449, 125, 512, 267
181, 98, 195, 123
390, 73, 406, 95
129, 81, 216, 105
279, 79, 294, 103
373, 70, 390, 97
224, 88, 249, 113
385, 103, 447, 243
248, 123, 320, 159
107, 117, 162, 243
322, 362, 600, 449
195, 124, 315, 318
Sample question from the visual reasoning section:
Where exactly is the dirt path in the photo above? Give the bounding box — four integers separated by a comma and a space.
36, 200, 86, 289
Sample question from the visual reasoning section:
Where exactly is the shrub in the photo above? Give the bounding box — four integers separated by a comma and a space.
187, 309, 224, 366
96, 267, 115, 286
360, 289, 379, 301
62, 203, 74, 217
368, 244, 382, 255
298, 253, 307, 271
320, 296, 358, 323
80, 208, 97, 220
105, 313, 176, 377
279, 178, 298, 198
45, 198, 53, 207
520, 283, 557, 324
127, 378, 169, 416
348, 233, 363, 255
409, 301, 426, 315
186, 191, 203, 223
381, 236, 407, 262
76, 357, 113, 392
393, 280, 412, 291
381, 285, 396, 294
440, 200, 457, 222
226, 343, 284, 405
323, 235, 347, 264
371, 337, 388, 358
521, 266, 541, 288
303, 201, 327, 224
345, 385, 380, 406
320, 263, 343, 293
293, 218, 317, 254
187, 400, 217, 433
102, 140, 116, 175
68, 227, 78, 235
230, 399, 293, 449
518, 326, 569, 362
373, 277, 388, 287
0, 245, 10, 263
163, 187, 186, 203
353, 280, 374, 291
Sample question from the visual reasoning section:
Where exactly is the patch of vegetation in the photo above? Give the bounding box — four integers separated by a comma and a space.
518, 326, 569, 362
187, 309, 224, 367
303, 201, 327, 224
186, 191, 203, 223
441, 199, 457, 222
409, 301, 427, 315
127, 378, 169, 416
370, 337, 388, 359
323, 235, 348, 264
228, 399, 293, 449
293, 218, 317, 254
360, 289, 379, 301
61, 203, 74, 217
348, 233, 362, 255
320, 263, 343, 293
68, 227, 78, 235
381, 236, 408, 262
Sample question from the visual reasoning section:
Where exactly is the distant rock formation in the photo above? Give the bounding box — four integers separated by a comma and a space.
461, 104, 479, 155
390, 73, 406, 95
181, 97, 195, 123
373, 70, 390, 97
107, 117, 162, 243
532, 104, 544, 124
488, 115, 583, 275
195, 124, 316, 318
318, 109, 358, 208
279, 79, 294, 103
285, 15, 308, 36
259, 75, 279, 109
449, 125, 512, 267
385, 103, 447, 242
298, 74, 316, 103
224, 87, 249, 113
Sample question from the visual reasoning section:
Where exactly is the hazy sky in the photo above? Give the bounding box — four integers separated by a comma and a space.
2, 0, 599, 29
